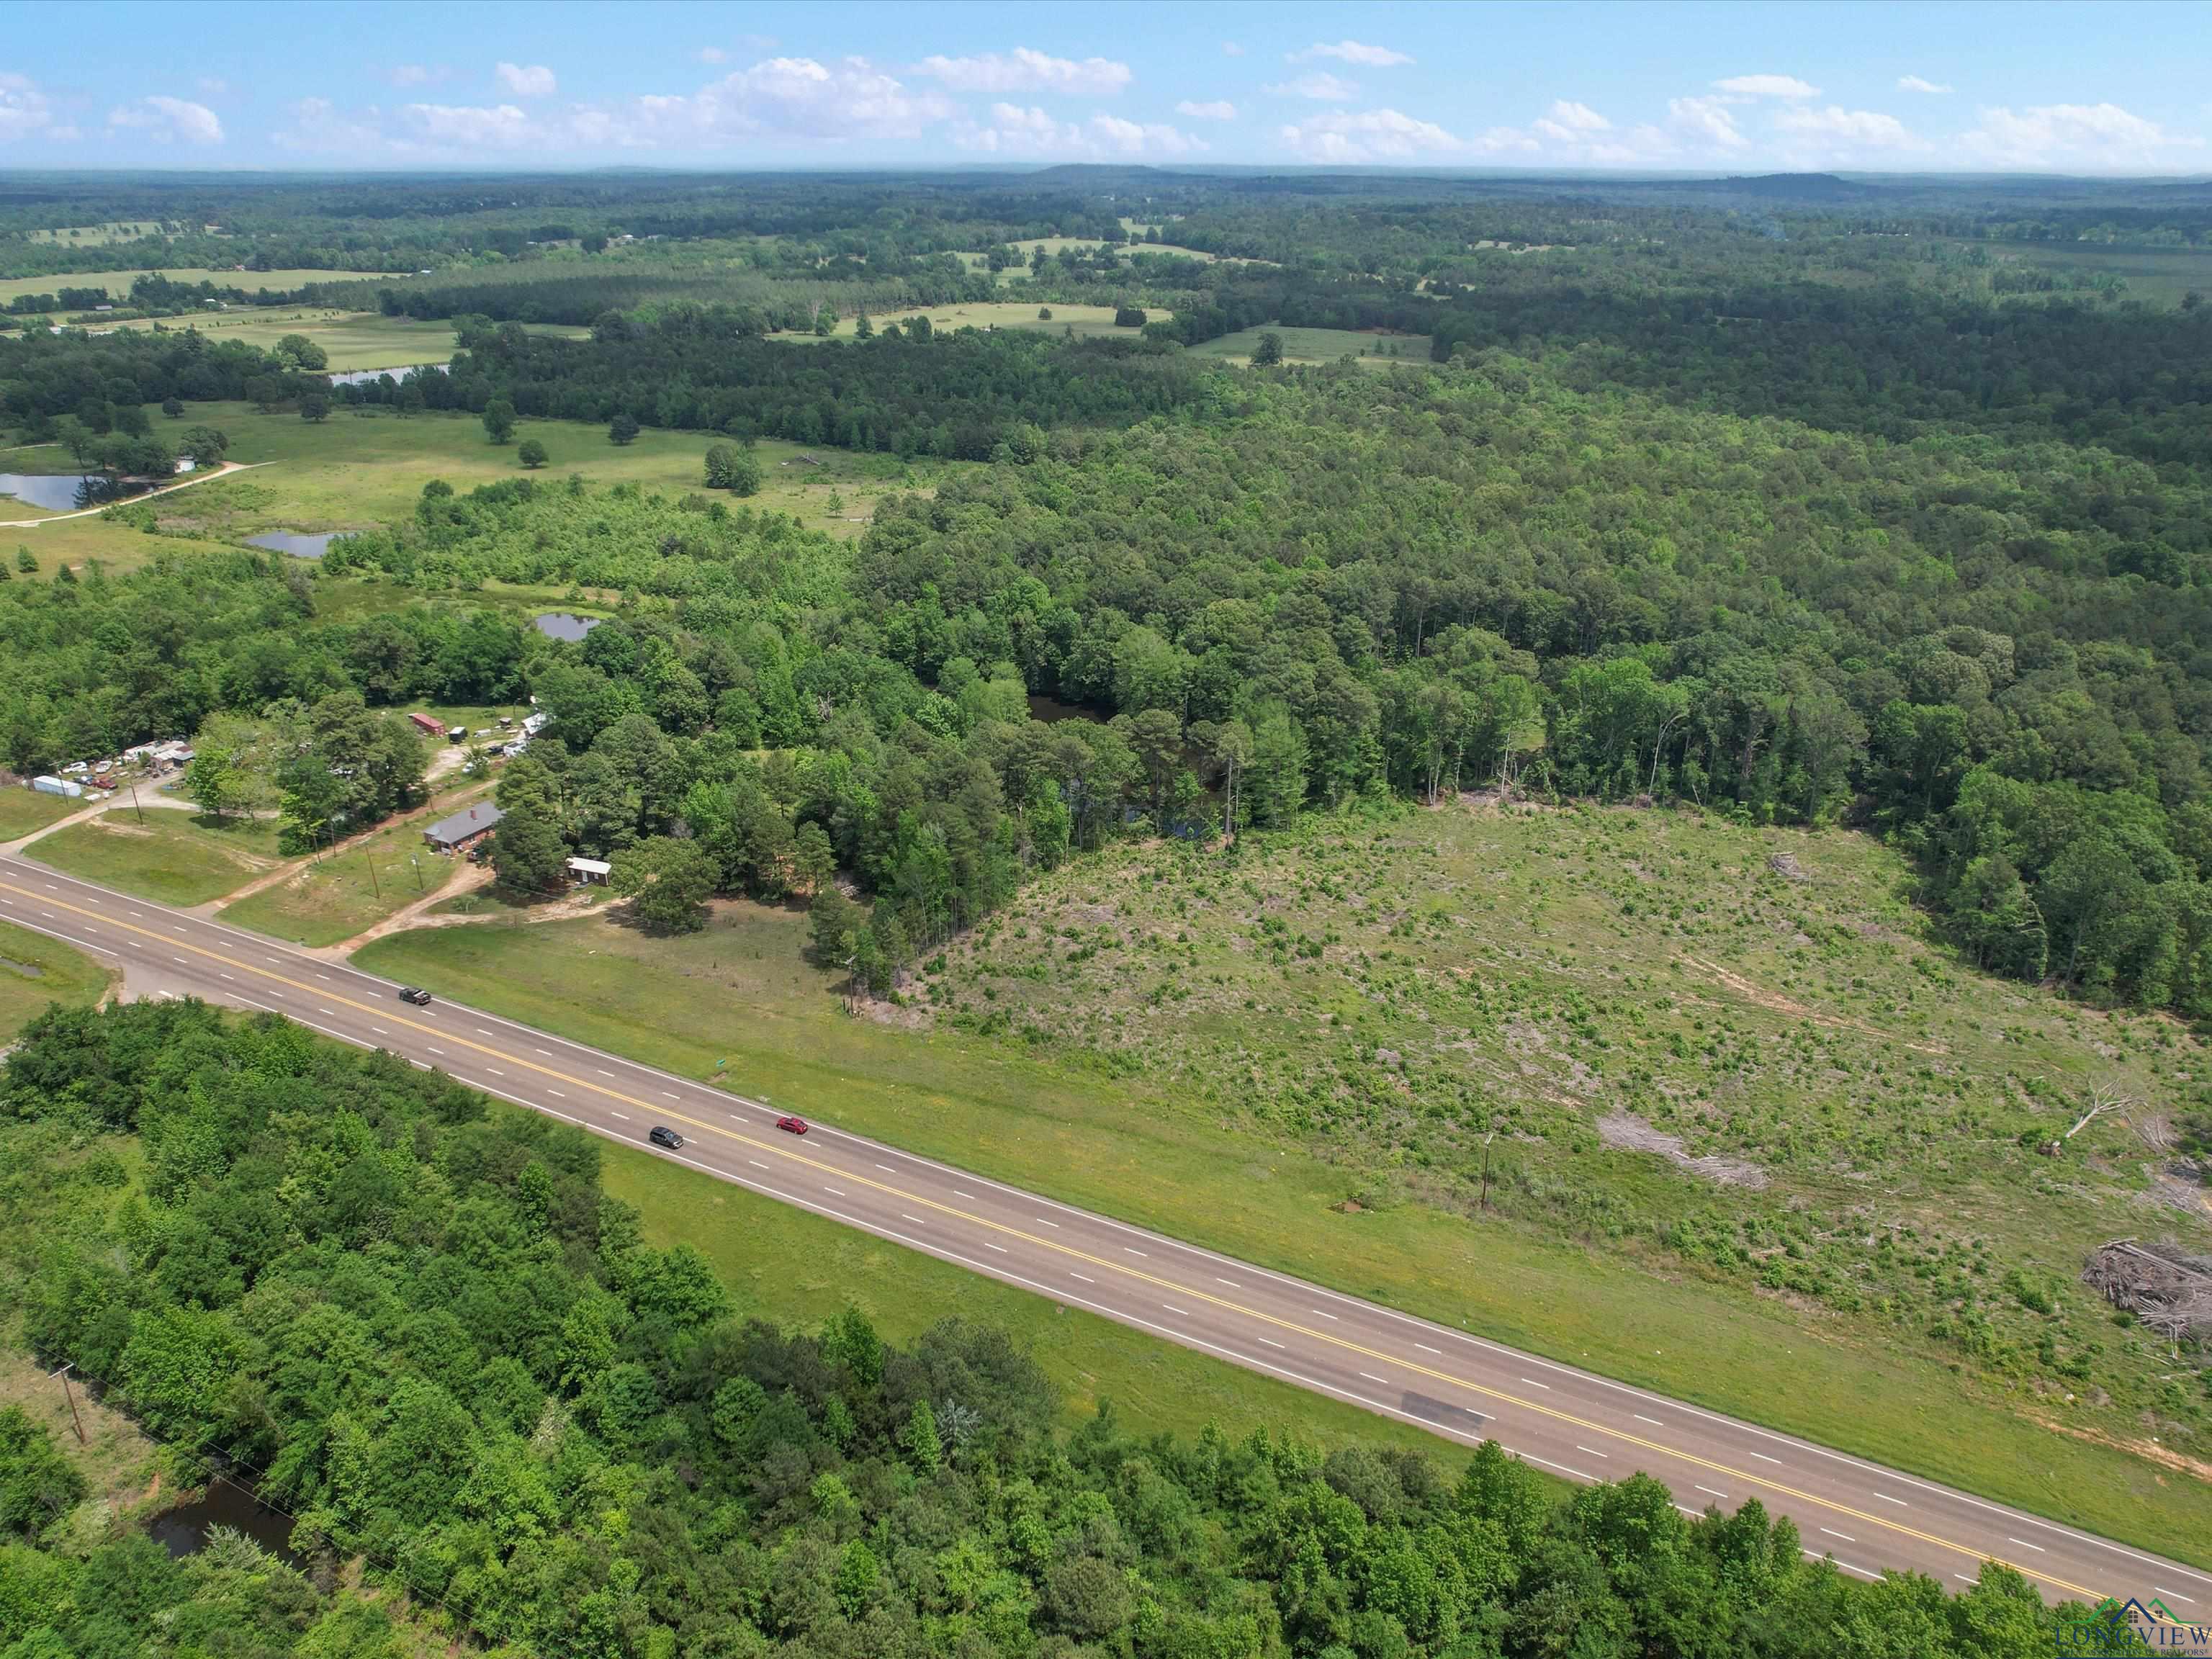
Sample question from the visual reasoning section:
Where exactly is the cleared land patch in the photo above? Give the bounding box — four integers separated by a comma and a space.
1188, 325, 1434, 366
352, 798, 2212, 1565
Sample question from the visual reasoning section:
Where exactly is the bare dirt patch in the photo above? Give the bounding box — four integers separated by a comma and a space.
1599, 1110, 1770, 1189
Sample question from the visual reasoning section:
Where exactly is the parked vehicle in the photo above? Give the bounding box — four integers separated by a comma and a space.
775, 1115, 809, 1135
649, 1125, 685, 1149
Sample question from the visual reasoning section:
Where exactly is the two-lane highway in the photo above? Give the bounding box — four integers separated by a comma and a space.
2, 848, 2204, 1609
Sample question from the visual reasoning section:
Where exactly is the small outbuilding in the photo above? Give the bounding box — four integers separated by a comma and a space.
567, 856, 612, 885
423, 801, 505, 853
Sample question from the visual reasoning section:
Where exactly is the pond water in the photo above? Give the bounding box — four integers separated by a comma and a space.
0, 472, 102, 512
535, 612, 603, 642
246, 530, 338, 559
148, 1473, 300, 1564
1027, 693, 1103, 724
325, 361, 451, 388
0, 957, 45, 979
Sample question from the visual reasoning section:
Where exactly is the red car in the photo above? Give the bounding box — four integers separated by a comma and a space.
775, 1115, 809, 1136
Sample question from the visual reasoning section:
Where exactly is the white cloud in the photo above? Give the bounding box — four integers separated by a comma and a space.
197, 77, 232, 99
495, 63, 557, 98
279, 55, 958, 158
1897, 75, 1953, 94
403, 102, 534, 148
1712, 73, 1819, 99
0, 73, 54, 142
385, 63, 445, 87
1280, 107, 1461, 163
1773, 104, 1924, 150
1961, 101, 2202, 169
1268, 71, 1360, 103
1222, 42, 1245, 57
1540, 99, 1609, 132
107, 95, 223, 146
273, 96, 389, 155
913, 48, 1130, 96
696, 47, 727, 65
956, 103, 1201, 158
1291, 40, 1414, 68
1177, 99, 1237, 121
1665, 95, 1746, 148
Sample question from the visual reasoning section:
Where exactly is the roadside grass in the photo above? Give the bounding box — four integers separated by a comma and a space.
27, 809, 282, 906
1187, 325, 1434, 367
604, 1141, 1475, 1460
217, 799, 475, 947
0, 268, 396, 305
0, 1310, 164, 1542
0, 788, 84, 840
0, 919, 111, 1036
351, 809, 2212, 1568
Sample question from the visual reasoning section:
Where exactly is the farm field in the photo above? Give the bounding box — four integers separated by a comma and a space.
1188, 323, 1433, 366
26, 808, 282, 906
6, 403, 973, 579
0, 268, 397, 305
352, 801, 2212, 1566
773, 300, 1143, 341
0, 918, 109, 1037
99, 306, 461, 369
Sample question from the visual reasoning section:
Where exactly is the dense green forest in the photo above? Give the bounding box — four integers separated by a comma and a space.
0, 1001, 2102, 1658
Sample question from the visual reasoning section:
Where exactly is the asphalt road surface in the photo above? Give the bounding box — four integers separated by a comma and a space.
3, 849, 2204, 1609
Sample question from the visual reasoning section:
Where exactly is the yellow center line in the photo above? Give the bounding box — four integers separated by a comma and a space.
0, 873, 2111, 1600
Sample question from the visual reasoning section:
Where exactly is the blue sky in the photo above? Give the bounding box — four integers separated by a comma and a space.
5, 1, 2208, 174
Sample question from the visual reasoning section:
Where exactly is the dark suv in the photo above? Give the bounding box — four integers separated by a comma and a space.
648, 1125, 685, 1150
398, 986, 432, 1007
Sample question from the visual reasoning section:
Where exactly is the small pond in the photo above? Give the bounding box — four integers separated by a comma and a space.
325, 361, 451, 388
246, 530, 339, 559
1027, 693, 1104, 724
535, 612, 603, 642
0, 472, 102, 512
148, 1473, 301, 1564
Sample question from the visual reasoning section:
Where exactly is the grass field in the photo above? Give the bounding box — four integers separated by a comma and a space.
6, 403, 974, 580
217, 795, 477, 947
605, 1141, 1478, 1459
0, 787, 86, 841
1979, 242, 2212, 307
0, 918, 110, 1037
26, 809, 282, 906
1188, 325, 1434, 367
0, 269, 400, 305
775, 301, 1144, 343
351, 800, 2212, 1567
98, 307, 588, 370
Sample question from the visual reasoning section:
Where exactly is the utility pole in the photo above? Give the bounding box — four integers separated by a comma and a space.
50, 1362, 84, 1444
1480, 1130, 1496, 1215
128, 778, 145, 825
364, 849, 380, 901
410, 854, 423, 894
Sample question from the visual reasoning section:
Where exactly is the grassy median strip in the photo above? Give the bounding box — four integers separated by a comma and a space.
604, 1140, 1480, 1461
0, 919, 109, 1037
